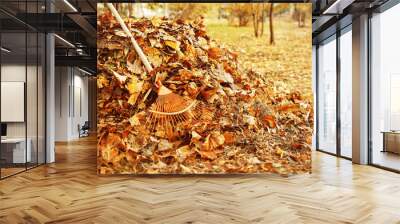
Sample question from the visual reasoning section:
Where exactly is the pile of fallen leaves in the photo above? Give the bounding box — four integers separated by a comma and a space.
97, 11, 313, 175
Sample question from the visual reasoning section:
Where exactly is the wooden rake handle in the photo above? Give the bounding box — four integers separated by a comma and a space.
106, 3, 153, 73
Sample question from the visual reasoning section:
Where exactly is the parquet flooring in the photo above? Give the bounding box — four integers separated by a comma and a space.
1, 136, 400, 224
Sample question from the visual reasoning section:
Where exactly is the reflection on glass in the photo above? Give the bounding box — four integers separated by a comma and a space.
340, 28, 352, 158
371, 4, 400, 171
38, 32, 46, 165
27, 31, 38, 169
1, 31, 27, 177
0, 0, 47, 178
318, 37, 337, 154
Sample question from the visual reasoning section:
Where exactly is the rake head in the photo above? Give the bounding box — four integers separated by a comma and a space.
146, 85, 211, 138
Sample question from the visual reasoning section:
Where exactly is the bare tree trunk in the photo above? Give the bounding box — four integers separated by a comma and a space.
260, 4, 265, 36
116, 3, 121, 12
298, 12, 300, 27
253, 4, 265, 38
252, 13, 258, 37
298, 12, 302, 27
252, 4, 258, 37
269, 3, 274, 45
300, 12, 305, 27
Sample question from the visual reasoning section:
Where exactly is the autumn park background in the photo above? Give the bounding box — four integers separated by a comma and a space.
97, 3, 314, 174
101, 3, 312, 99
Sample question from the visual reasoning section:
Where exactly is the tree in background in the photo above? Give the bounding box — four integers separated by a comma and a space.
274, 3, 292, 15
226, 4, 252, 26
112, 3, 208, 20
269, 3, 274, 45
168, 4, 209, 20
113, 3, 144, 18
146, 3, 168, 17
251, 3, 265, 38
293, 4, 311, 27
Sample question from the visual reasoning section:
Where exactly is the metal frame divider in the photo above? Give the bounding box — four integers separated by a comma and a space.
367, 10, 373, 166
36, 0, 39, 168
0, 22, 2, 179
25, 0, 28, 172
336, 23, 341, 157
315, 44, 319, 152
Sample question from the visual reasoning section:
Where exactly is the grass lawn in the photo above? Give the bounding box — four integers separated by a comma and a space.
205, 15, 313, 100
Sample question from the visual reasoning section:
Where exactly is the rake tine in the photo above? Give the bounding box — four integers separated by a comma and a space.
172, 115, 178, 127
145, 113, 153, 130
150, 114, 155, 131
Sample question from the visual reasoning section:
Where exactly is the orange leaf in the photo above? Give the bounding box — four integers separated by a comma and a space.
262, 115, 276, 128
223, 132, 236, 145
208, 47, 223, 60
121, 130, 130, 138
223, 62, 235, 75
292, 143, 302, 150
198, 150, 217, 160
201, 88, 218, 100
276, 104, 300, 112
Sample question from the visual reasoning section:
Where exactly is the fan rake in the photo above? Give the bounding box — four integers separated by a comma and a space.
107, 3, 211, 136
146, 85, 208, 137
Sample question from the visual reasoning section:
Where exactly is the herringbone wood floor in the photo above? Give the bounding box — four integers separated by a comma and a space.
1, 136, 400, 224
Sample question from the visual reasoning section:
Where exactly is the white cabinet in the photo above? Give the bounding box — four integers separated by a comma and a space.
1, 138, 32, 163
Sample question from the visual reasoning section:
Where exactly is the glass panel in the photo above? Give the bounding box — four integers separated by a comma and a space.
26, 0, 39, 169
0, 0, 46, 178
371, 4, 400, 171
317, 36, 337, 154
340, 28, 352, 158
312, 45, 317, 150
36, 0, 46, 165
27, 31, 38, 169
1, 31, 27, 177
38, 32, 45, 165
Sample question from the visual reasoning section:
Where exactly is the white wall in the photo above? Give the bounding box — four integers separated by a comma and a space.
1, 65, 26, 138
72, 73, 89, 138
54, 67, 89, 141
1, 65, 42, 138
55, 66, 69, 141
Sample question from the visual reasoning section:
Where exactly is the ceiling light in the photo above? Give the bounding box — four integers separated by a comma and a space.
54, 34, 75, 48
78, 67, 93, 76
322, 0, 354, 15
1, 47, 11, 53
63, 0, 78, 12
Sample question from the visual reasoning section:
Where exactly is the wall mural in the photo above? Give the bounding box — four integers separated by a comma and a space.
97, 3, 313, 175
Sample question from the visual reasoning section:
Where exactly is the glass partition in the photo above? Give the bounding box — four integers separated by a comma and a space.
339, 27, 352, 158
371, 4, 400, 171
38, 32, 45, 165
0, 30, 28, 178
27, 31, 38, 169
0, 0, 46, 179
317, 35, 337, 154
